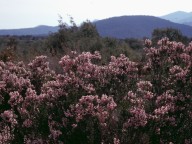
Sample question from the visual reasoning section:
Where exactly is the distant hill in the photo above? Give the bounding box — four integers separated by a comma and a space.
0, 25, 59, 36
183, 21, 192, 26
94, 15, 192, 39
1, 15, 192, 39
161, 11, 192, 26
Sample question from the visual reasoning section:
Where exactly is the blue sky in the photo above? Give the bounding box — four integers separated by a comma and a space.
0, 0, 191, 29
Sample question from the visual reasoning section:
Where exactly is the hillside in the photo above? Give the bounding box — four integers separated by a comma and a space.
1, 16, 192, 39
161, 11, 192, 26
0, 25, 59, 36
94, 15, 192, 39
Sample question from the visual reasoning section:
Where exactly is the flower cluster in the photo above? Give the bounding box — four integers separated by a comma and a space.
69, 94, 116, 124
1, 38, 192, 143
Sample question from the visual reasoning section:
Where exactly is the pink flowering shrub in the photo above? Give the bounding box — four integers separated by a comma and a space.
1, 38, 192, 143
142, 38, 192, 143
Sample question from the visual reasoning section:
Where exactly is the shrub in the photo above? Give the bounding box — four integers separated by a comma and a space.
1, 38, 192, 143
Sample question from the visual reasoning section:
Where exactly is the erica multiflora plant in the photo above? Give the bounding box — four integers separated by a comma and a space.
40, 51, 139, 143
142, 38, 192, 143
1, 38, 192, 143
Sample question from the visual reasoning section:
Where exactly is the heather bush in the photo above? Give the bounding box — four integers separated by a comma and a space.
142, 38, 192, 143
1, 38, 192, 143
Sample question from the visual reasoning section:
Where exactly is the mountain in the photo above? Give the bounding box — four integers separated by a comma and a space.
0, 25, 59, 36
1, 15, 192, 39
94, 15, 192, 39
183, 21, 192, 26
161, 11, 192, 26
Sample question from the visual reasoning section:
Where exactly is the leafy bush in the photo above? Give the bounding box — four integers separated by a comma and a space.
1, 38, 192, 143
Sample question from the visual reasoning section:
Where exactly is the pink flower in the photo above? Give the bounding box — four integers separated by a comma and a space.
113, 137, 120, 144
71, 124, 77, 128
1, 110, 17, 126
22, 119, 33, 128
8, 91, 23, 106
50, 130, 62, 140
144, 39, 152, 47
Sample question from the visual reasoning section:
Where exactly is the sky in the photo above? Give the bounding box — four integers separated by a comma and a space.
0, 0, 191, 29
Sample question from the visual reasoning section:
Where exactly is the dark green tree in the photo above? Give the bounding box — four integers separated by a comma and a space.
6, 36, 18, 50
78, 21, 99, 38
47, 16, 73, 55
151, 28, 189, 45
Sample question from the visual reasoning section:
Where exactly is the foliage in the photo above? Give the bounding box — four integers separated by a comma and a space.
1, 38, 192, 143
0, 37, 18, 62
124, 38, 143, 50
45, 18, 138, 66
46, 18, 100, 56
151, 28, 190, 45
0, 35, 47, 63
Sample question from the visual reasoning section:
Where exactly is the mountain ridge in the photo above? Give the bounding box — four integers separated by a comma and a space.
94, 15, 192, 38
160, 11, 192, 26
0, 25, 59, 36
1, 15, 192, 39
